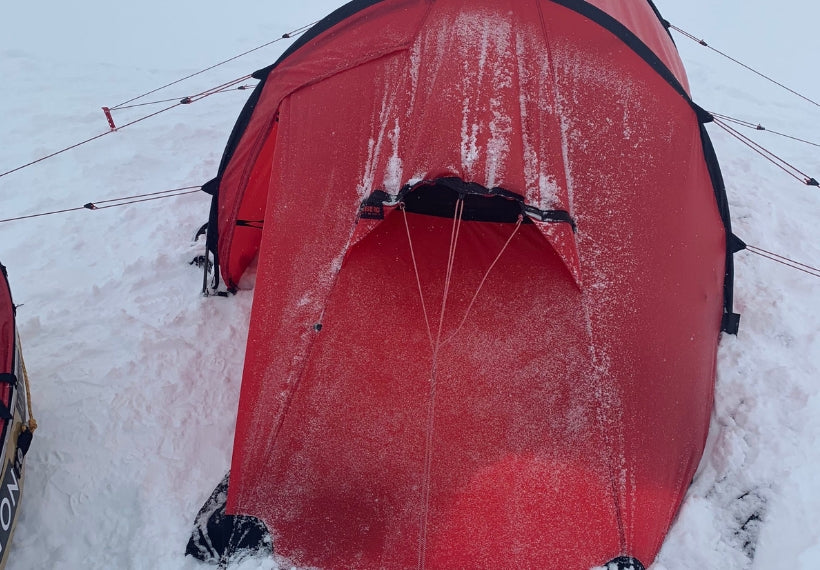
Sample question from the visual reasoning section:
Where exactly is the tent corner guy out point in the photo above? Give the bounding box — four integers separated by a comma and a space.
201, 1, 741, 568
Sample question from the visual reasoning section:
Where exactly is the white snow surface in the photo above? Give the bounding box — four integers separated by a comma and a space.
1, 1, 819, 569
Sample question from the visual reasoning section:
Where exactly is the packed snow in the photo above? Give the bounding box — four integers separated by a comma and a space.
0, 1, 819, 569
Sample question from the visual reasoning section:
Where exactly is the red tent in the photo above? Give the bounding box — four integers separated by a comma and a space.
204, 1, 741, 568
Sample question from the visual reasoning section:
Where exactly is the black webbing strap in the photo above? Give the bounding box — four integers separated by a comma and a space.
0, 402, 12, 421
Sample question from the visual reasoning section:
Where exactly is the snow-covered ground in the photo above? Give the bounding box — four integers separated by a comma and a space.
0, 1, 818, 569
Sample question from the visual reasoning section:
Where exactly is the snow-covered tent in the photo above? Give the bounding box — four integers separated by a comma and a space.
202, 1, 741, 567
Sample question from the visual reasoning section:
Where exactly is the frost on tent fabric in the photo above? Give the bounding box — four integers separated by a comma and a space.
193, 0, 742, 568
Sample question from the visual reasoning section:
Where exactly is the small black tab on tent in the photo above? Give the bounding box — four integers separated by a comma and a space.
0, 402, 13, 421
522, 205, 578, 231
729, 233, 747, 254
693, 104, 714, 124
201, 178, 219, 196
359, 191, 391, 220
0, 374, 17, 387
722, 312, 742, 335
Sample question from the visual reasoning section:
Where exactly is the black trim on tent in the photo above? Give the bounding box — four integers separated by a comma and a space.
199, 82, 266, 290
201, 178, 221, 293
362, 178, 577, 229
645, 0, 675, 40
698, 118, 742, 334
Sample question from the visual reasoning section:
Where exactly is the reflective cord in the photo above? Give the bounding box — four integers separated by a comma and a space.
2, 73, 257, 181
710, 112, 820, 148
400, 204, 434, 349
112, 85, 254, 111
0, 102, 182, 179
712, 118, 818, 186
0, 186, 202, 224
442, 215, 523, 347
108, 21, 317, 110
745, 245, 820, 278
414, 198, 464, 570
669, 24, 820, 108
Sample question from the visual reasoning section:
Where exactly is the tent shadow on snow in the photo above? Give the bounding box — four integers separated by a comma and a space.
189, 1, 742, 568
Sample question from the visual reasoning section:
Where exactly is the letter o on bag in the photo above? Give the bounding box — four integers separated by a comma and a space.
0, 498, 11, 531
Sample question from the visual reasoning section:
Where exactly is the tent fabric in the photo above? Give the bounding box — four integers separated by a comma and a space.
207, 1, 736, 568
